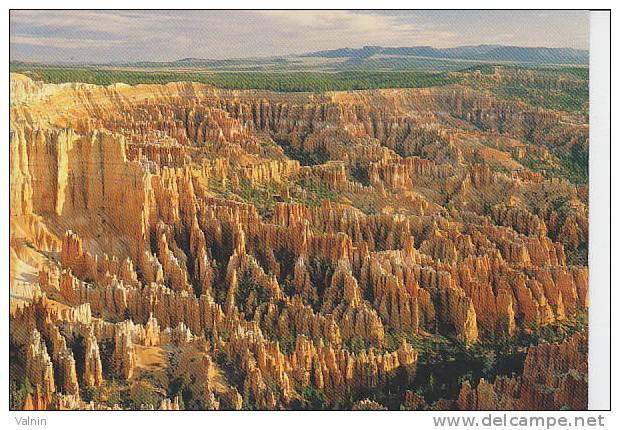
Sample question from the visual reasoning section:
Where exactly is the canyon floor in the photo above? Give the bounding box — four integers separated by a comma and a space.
9, 67, 588, 410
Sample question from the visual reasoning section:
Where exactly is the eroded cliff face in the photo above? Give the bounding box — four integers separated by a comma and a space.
454, 331, 588, 410
9, 73, 588, 410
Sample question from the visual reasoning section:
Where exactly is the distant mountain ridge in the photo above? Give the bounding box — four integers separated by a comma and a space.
301, 44, 589, 65
10, 44, 589, 69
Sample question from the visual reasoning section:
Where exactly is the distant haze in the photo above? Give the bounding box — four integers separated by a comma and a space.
10, 10, 589, 63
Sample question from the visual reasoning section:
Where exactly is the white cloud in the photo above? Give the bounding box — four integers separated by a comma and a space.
10, 10, 170, 35
10, 35, 126, 49
258, 10, 449, 41
8, 10, 588, 62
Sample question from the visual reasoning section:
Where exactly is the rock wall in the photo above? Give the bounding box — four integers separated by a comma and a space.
10, 74, 588, 410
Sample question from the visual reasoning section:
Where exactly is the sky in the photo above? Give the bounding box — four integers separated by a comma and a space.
10, 10, 589, 63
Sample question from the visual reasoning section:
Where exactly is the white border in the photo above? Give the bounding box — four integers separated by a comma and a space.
588, 10, 611, 411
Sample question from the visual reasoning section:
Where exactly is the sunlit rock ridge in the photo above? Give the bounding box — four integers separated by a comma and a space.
10, 72, 588, 410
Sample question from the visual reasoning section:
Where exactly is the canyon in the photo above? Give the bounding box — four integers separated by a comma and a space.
9, 71, 588, 410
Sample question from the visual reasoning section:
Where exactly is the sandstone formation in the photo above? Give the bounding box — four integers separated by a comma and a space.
9, 73, 588, 410
455, 331, 588, 410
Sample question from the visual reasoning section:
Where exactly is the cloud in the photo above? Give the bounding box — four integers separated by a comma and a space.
259, 10, 403, 31
9, 10, 456, 53
10, 10, 170, 35
8, 10, 588, 63
258, 10, 454, 43
10, 34, 126, 49
9, 10, 209, 60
